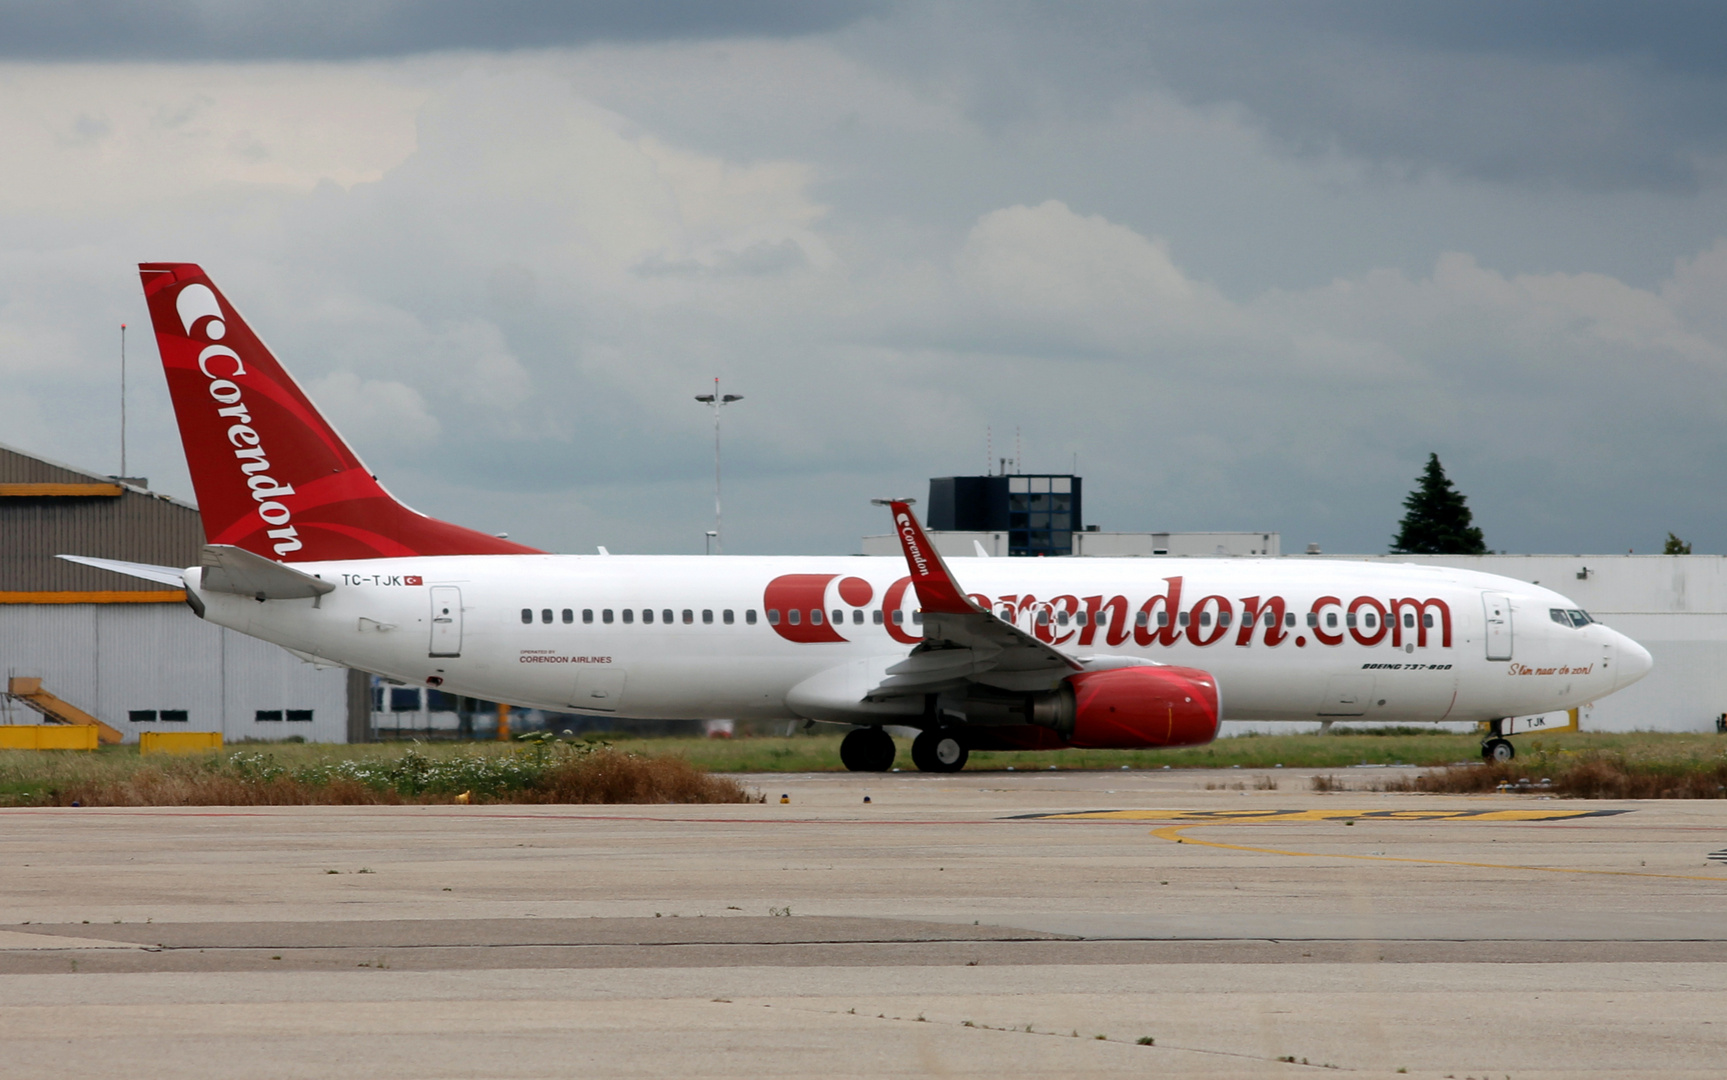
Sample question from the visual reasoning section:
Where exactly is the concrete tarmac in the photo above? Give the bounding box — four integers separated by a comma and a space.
3, 767, 1726, 1078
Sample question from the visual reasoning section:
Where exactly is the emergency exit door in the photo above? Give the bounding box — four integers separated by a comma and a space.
1482, 592, 1513, 661
429, 586, 463, 657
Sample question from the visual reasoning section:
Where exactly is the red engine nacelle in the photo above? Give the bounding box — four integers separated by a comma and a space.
1062, 665, 1220, 749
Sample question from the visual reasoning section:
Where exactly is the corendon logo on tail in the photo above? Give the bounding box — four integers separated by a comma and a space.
176, 283, 302, 556
896, 513, 930, 577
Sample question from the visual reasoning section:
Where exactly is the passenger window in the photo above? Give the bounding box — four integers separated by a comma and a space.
1036, 610, 1049, 626
1285, 612, 1296, 627
1403, 613, 1414, 628
683, 609, 694, 624
724, 609, 736, 624
1178, 612, 1190, 627
643, 609, 654, 624
768, 609, 781, 625
1135, 611, 1149, 627
520, 608, 532, 624
622, 609, 634, 624
602, 609, 613, 624
873, 610, 884, 625
1345, 613, 1356, 628
541, 609, 552, 624
788, 609, 801, 625
1218, 611, 1230, 627
702, 610, 713, 624
1423, 614, 1435, 628
744, 610, 756, 625
583, 609, 594, 624
1056, 611, 1069, 626
833, 609, 844, 625
1365, 612, 1376, 629
852, 610, 863, 625
809, 609, 821, 625
1074, 611, 1088, 626
1158, 612, 1169, 627
562, 609, 573, 624
912, 611, 924, 625
662, 609, 672, 624
1198, 611, 1211, 627
1264, 611, 1276, 627
1325, 612, 1337, 629
1306, 612, 1318, 627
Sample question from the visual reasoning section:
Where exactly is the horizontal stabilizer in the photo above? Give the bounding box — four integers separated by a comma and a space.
200, 544, 335, 600
56, 554, 186, 587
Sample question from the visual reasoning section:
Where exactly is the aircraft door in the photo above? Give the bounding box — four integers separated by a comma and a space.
1483, 592, 1513, 661
429, 586, 463, 657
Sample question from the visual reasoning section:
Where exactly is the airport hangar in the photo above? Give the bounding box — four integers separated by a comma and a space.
0, 442, 361, 744
865, 472, 1727, 735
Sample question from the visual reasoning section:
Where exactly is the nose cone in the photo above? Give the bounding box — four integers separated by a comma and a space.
1614, 632, 1653, 690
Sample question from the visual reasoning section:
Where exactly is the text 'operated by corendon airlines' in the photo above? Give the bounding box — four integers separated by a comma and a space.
62, 263, 1652, 772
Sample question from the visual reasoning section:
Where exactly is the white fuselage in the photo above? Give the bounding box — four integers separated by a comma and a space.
185, 554, 1651, 724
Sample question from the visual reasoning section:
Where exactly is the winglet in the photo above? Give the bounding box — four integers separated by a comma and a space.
881, 500, 978, 615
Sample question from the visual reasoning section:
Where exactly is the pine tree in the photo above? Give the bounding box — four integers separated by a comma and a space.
1390, 454, 1487, 554
1664, 533, 1693, 555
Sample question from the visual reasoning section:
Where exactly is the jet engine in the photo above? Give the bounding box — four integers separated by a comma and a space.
963, 665, 1220, 749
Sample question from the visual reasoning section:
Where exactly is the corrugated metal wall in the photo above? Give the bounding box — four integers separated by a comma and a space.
0, 445, 204, 592
0, 604, 349, 743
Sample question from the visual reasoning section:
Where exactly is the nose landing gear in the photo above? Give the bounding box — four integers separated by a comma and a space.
1480, 718, 1515, 762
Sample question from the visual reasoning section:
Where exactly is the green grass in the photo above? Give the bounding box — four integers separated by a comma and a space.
602, 730, 1727, 773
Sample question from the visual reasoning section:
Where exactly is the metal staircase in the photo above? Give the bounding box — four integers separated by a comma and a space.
4, 677, 123, 744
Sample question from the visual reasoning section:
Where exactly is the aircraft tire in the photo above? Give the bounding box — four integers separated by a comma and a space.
840, 727, 896, 772
1482, 737, 1515, 763
911, 729, 969, 773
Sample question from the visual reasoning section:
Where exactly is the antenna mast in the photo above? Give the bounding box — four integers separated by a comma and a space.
119, 324, 127, 477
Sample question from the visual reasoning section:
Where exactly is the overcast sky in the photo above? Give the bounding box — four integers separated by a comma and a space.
4, 1, 1726, 556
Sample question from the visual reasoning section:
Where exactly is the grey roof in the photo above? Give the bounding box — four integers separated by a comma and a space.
0, 442, 202, 593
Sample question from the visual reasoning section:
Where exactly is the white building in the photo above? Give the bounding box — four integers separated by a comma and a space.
1318, 554, 1727, 734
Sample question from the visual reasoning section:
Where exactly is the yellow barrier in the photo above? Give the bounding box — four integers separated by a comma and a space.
0, 725, 99, 750
139, 731, 223, 756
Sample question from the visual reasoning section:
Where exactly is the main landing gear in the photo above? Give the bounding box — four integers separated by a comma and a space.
911, 728, 969, 773
1480, 718, 1515, 763
839, 726, 896, 772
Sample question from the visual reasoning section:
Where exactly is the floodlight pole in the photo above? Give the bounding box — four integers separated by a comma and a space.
693, 378, 743, 554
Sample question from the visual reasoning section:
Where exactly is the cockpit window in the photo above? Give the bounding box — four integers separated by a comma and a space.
1551, 608, 1593, 628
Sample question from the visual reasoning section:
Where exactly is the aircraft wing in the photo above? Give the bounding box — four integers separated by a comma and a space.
867, 500, 1080, 699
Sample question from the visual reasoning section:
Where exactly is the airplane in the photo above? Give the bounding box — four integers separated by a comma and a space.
65, 262, 1654, 772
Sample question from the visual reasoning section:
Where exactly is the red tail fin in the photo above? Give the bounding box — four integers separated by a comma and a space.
884, 500, 978, 615
140, 263, 542, 562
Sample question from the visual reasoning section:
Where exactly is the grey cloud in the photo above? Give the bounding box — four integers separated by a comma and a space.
0, 0, 884, 60
838, 2, 1727, 193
